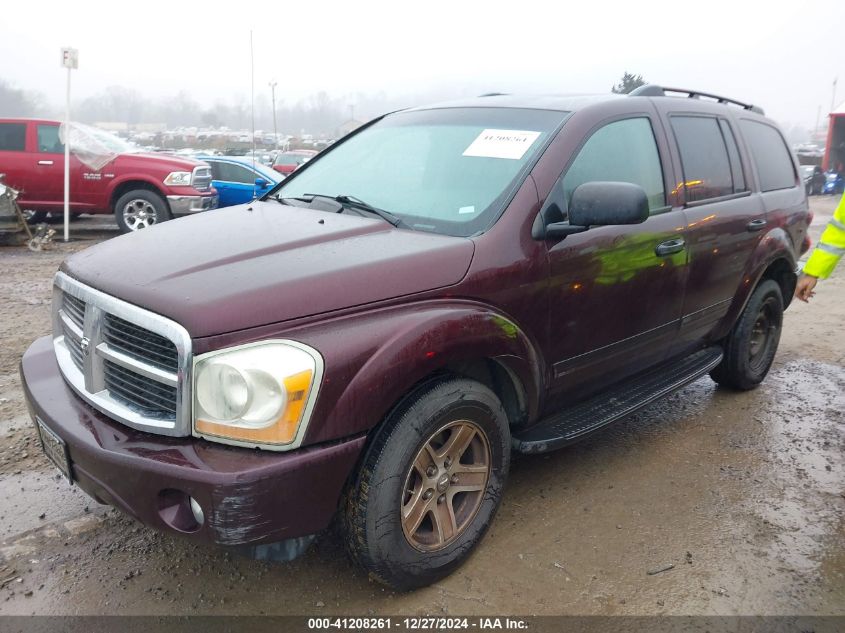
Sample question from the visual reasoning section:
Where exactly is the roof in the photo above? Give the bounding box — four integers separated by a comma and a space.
0, 117, 61, 125
832, 100, 845, 116
411, 93, 625, 113
410, 86, 767, 116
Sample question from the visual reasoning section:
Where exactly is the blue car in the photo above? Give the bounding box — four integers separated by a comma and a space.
199, 156, 282, 208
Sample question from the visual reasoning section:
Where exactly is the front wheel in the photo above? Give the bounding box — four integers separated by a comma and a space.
710, 279, 783, 390
114, 190, 171, 233
342, 378, 510, 591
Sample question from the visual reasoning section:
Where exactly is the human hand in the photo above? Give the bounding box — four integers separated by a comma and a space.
795, 274, 818, 302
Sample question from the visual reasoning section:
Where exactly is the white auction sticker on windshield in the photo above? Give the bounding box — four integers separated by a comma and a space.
463, 129, 541, 160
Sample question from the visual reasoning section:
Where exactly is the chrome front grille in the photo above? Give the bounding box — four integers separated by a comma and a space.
191, 166, 212, 192
52, 272, 192, 436
60, 293, 87, 370
103, 359, 178, 417
62, 293, 85, 328
103, 314, 179, 372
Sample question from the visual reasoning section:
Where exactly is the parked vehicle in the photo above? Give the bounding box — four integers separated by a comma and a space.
198, 156, 282, 207
0, 119, 218, 232
822, 170, 844, 195
21, 86, 809, 591
800, 165, 825, 195
271, 149, 317, 174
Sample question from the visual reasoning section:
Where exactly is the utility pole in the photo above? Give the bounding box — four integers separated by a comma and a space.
269, 80, 278, 148
832, 77, 838, 115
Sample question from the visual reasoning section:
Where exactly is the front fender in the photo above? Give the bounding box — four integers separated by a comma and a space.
711, 226, 797, 340
106, 175, 166, 204
273, 301, 545, 445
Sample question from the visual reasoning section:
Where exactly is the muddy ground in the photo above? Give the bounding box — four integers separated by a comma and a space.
0, 200, 842, 616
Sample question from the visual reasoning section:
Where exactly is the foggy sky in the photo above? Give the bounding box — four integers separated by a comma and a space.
2, 0, 843, 128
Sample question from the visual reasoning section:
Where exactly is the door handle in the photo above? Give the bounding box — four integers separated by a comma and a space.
655, 238, 686, 256
747, 218, 767, 232
37, 160, 54, 166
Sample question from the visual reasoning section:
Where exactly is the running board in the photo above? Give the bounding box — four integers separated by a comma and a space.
513, 347, 723, 454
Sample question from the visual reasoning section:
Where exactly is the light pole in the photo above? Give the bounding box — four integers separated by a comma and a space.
60, 47, 78, 242
268, 80, 278, 148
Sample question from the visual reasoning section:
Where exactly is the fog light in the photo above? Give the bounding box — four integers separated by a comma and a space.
157, 489, 203, 533
189, 496, 205, 526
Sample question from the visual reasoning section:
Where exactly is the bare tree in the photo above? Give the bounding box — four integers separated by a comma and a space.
0, 80, 47, 117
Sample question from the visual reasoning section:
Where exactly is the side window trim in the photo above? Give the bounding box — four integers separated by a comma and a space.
717, 119, 747, 194
683, 189, 752, 209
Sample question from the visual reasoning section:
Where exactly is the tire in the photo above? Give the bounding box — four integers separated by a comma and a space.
114, 190, 171, 233
342, 377, 511, 591
25, 210, 48, 224
710, 279, 783, 390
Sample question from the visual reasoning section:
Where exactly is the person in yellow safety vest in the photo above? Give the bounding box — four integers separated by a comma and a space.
795, 194, 845, 302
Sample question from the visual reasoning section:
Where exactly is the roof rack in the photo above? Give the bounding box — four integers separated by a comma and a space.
629, 84, 764, 115
478, 92, 509, 97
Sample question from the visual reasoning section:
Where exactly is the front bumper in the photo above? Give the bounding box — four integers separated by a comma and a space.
167, 193, 218, 215
20, 336, 365, 546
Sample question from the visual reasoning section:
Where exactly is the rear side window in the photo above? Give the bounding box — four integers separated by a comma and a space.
671, 116, 736, 202
0, 123, 26, 151
562, 117, 666, 213
739, 120, 796, 192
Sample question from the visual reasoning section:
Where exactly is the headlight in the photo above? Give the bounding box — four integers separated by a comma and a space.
193, 340, 323, 449
164, 171, 192, 186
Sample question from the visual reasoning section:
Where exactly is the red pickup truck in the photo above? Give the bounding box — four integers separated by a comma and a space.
0, 119, 218, 232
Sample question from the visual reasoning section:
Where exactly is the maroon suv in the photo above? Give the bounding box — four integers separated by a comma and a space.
21, 86, 810, 590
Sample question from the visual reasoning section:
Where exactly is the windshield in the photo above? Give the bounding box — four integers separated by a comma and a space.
267, 107, 568, 236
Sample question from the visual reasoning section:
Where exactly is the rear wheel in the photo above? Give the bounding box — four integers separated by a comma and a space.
710, 279, 783, 390
114, 190, 171, 233
342, 378, 510, 591
25, 210, 48, 224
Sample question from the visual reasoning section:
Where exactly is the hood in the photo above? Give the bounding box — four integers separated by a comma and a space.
62, 202, 475, 337
112, 152, 208, 171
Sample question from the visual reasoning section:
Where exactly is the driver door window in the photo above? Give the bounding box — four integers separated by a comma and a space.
562, 117, 666, 214
217, 162, 255, 184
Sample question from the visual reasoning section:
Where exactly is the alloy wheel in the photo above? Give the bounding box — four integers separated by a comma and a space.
122, 199, 159, 230
401, 420, 491, 552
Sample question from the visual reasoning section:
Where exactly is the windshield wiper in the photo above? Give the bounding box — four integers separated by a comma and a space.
302, 193, 403, 227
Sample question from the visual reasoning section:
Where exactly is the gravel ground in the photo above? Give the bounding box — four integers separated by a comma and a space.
0, 201, 842, 615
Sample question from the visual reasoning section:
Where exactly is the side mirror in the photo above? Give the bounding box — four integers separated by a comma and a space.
568, 181, 649, 227
255, 178, 268, 188
541, 182, 650, 239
